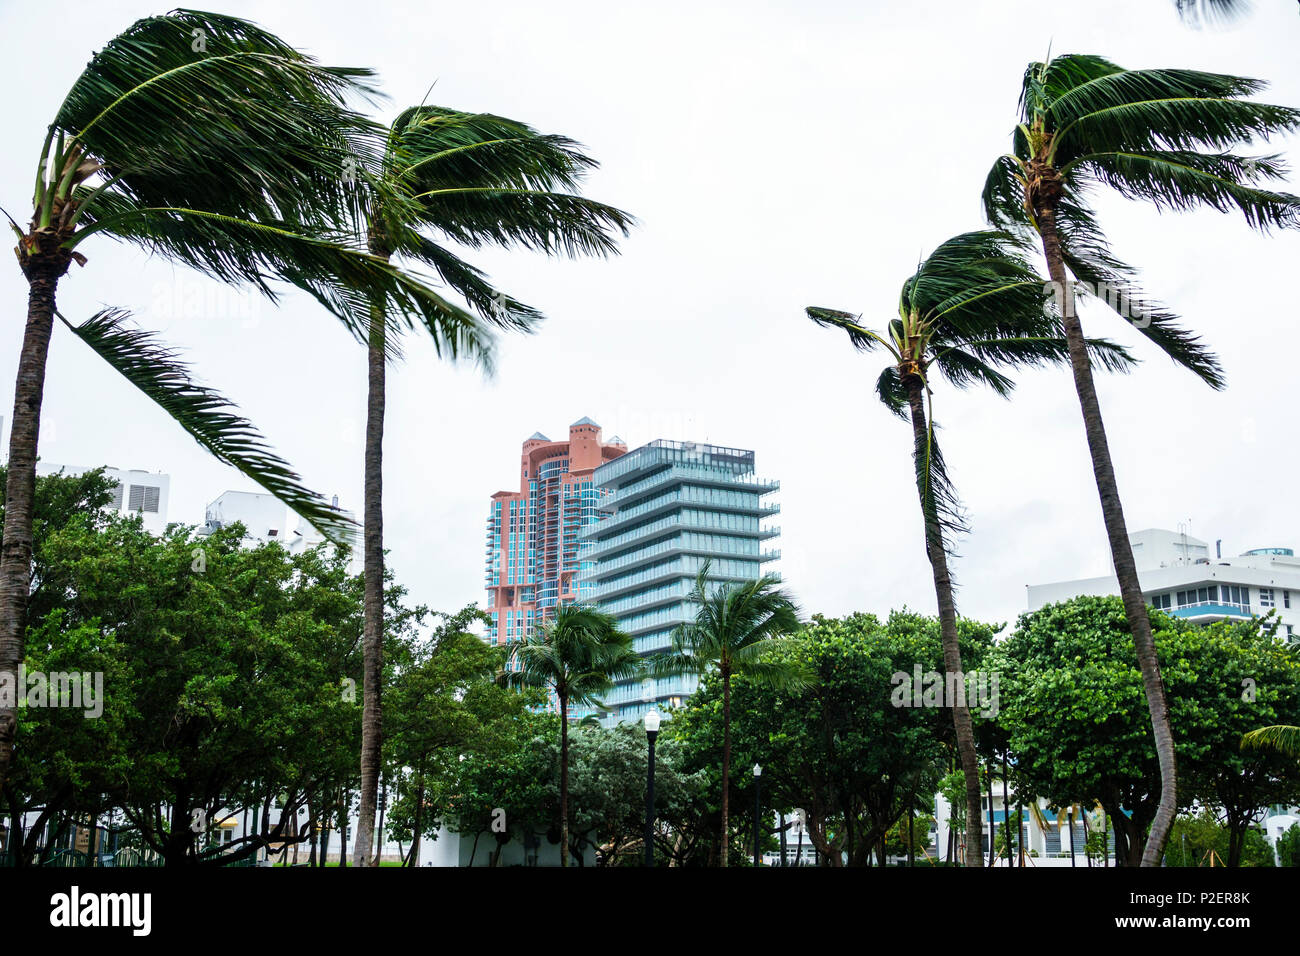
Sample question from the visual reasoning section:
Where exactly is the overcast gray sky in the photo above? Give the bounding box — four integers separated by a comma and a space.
2, 0, 1298, 631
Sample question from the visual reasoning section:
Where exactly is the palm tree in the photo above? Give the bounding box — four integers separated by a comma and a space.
0, 9, 515, 790
982, 53, 1300, 865
502, 604, 642, 866
346, 109, 632, 865
1242, 725, 1300, 757
807, 230, 1133, 867
652, 563, 806, 866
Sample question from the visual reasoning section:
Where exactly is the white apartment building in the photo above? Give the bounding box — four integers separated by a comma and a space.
1028, 528, 1300, 643
199, 489, 357, 569
200, 489, 290, 546
36, 463, 171, 534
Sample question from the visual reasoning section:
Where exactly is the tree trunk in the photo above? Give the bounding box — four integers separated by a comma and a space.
0, 264, 64, 789
1036, 205, 1177, 867
720, 666, 732, 867
338, 789, 349, 867
410, 772, 424, 868
354, 256, 388, 867
560, 689, 570, 867
904, 377, 983, 867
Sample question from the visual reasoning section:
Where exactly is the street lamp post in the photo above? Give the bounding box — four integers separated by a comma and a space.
752, 763, 762, 867
643, 709, 660, 867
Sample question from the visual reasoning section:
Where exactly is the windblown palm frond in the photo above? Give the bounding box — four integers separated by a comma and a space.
62, 309, 355, 544
70, 195, 495, 365
41, 8, 381, 235
984, 53, 1300, 386
1174, 0, 1253, 28
1241, 724, 1300, 757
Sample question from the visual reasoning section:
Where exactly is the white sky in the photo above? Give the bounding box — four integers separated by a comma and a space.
2, 0, 1297, 630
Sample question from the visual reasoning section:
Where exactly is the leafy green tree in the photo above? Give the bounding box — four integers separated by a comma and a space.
807, 231, 1130, 866
0, 8, 487, 790
1276, 823, 1300, 867
446, 709, 561, 866
384, 605, 534, 865
652, 567, 805, 866
991, 595, 1300, 865
503, 605, 641, 866
1179, 616, 1300, 865
563, 722, 708, 866
884, 812, 936, 863
666, 610, 993, 867
347, 106, 632, 866
982, 52, 1300, 864
18, 504, 383, 866
1166, 811, 1275, 867
0, 465, 127, 865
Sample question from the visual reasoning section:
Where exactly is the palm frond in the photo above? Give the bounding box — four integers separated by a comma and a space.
72, 198, 496, 366
912, 409, 969, 544
875, 365, 909, 419
805, 307, 894, 354
983, 155, 1032, 229
1241, 724, 1300, 757
1067, 150, 1300, 230
1174, 0, 1252, 27
390, 230, 542, 332
53, 8, 383, 230
380, 107, 635, 256
61, 308, 356, 545
1054, 200, 1225, 387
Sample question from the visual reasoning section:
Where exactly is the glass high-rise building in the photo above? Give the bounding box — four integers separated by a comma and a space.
484, 419, 627, 657
578, 439, 781, 725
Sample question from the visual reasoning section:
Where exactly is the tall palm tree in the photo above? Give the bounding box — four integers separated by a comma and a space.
652, 563, 806, 866
502, 604, 642, 866
982, 54, 1300, 865
807, 230, 1133, 867
0, 9, 510, 789
346, 109, 632, 865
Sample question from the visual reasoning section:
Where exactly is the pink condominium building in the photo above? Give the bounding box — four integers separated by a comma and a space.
484, 418, 627, 652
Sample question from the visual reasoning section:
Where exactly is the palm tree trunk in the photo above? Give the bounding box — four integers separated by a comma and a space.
354, 239, 389, 868
560, 690, 570, 867
904, 377, 983, 867
720, 667, 731, 867
0, 263, 64, 789
1036, 205, 1177, 867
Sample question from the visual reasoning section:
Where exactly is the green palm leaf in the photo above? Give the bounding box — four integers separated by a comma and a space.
1241, 724, 1300, 758
61, 308, 356, 545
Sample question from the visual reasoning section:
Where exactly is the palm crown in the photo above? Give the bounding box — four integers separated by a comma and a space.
653, 563, 806, 688
982, 53, 1300, 387
808, 230, 1133, 539
16, 10, 520, 541
358, 105, 635, 358
503, 605, 643, 713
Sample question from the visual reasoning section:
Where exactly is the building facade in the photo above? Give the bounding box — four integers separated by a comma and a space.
1028, 528, 1300, 642
483, 419, 627, 654
36, 463, 171, 534
579, 439, 781, 725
